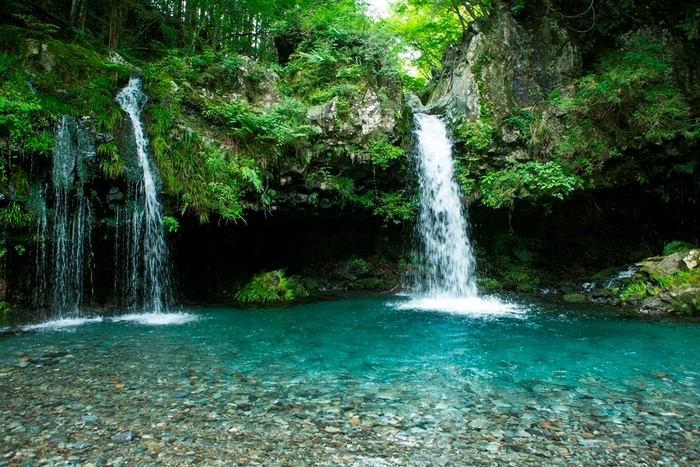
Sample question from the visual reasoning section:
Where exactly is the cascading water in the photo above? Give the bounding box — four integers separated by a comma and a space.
115, 77, 173, 314
31, 116, 95, 317
411, 113, 477, 298
401, 112, 517, 315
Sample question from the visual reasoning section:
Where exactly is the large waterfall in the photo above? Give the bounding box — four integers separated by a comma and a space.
412, 113, 477, 298
401, 112, 516, 315
115, 77, 173, 314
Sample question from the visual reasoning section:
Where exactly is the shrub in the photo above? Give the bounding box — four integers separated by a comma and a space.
234, 270, 307, 303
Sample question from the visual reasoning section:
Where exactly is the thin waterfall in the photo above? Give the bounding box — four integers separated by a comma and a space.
410, 113, 477, 298
115, 76, 173, 313
31, 115, 95, 317
30, 183, 48, 310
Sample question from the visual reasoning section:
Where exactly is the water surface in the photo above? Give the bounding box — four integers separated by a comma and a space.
1, 297, 699, 466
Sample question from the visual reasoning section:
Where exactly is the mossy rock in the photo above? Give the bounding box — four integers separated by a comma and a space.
663, 241, 696, 256
672, 288, 700, 314
592, 267, 619, 281
477, 277, 503, 291
640, 253, 686, 282
562, 294, 586, 304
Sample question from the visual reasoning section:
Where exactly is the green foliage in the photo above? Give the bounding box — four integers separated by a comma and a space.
663, 241, 696, 256
0, 301, 11, 326
234, 270, 307, 303
503, 110, 534, 135
384, 0, 467, 79
0, 201, 32, 229
368, 189, 417, 225
620, 282, 648, 301
0, 72, 52, 155
369, 137, 406, 169
510, 0, 527, 16
283, 25, 401, 113
480, 162, 583, 209
455, 119, 494, 153
163, 216, 179, 233
478, 231, 548, 290
557, 36, 698, 168
97, 143, 124, 180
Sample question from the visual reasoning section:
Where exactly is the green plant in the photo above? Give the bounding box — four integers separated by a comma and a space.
97, 143, 125, 180
163, 216, 179, 232
234, 270, 307, 303
369, 137, 406, 169
504, 109, 534, 135
479, 162, 582, 208
0, 301, 11, 326
620, 282, 649, 301
663, 241, 696, 256
557, 36, 698, 162
455, 119, 493, 153
369, 190, 417, 225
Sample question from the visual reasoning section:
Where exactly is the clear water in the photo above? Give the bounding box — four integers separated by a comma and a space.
116, 77, 173, 314
410, 114, 477, 300
2, 297, 699, 465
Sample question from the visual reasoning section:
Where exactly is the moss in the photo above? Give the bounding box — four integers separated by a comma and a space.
477, 277, 503, 291
592, 267, 619, 280
663, 241, 696, 256
562, 293, 586, 303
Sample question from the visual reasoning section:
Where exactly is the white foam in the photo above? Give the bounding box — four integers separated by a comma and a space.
395, 295, 525, 317
21, 317, 103, 332
111, 312, 198, 326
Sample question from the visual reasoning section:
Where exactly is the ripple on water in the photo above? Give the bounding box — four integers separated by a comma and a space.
20, 317, 104, 332
394, 294, 525, 317
110, 312, 199, 326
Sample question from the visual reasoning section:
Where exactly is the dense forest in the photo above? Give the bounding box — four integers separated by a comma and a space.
1, 0, 699, 318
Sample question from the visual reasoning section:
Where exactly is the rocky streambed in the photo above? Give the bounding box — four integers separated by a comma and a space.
1, 300, 699, 467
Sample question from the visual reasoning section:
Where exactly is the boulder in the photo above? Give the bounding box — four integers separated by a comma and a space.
639, 253, 686, 281
682, 250, 700, 270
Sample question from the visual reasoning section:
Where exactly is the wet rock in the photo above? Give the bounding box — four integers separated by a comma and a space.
72, 440, 92, 450
172, 391, 189, 398
111, 431, 133, 443
562, 294, 586, 304
682, 250, 700, 269
640, 253, 686, 280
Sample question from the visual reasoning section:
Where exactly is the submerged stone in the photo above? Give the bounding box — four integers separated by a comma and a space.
112, 431, 133, 443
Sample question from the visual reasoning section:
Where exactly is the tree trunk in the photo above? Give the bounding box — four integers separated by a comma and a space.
210, 4, 221, 52
70, 0, 88, 30
108, 0, 126, 49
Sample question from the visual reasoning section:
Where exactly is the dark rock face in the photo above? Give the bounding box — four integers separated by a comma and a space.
428, 5, 581, 126
171, 211, 405, 302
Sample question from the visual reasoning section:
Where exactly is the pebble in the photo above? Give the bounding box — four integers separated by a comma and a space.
1, 322, 699, 467
72, 440, 92, 450
111, 432, 133, 443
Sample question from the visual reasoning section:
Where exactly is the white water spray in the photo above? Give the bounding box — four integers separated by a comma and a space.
400, 113, 520, 316
412, 113, 477, 298
116, 77, 172, 313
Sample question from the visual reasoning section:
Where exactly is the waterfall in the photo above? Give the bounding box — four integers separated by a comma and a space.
115, 77, 173, 313
399, 113, 518, 315
411, 113, 477, 298
31, 116, 94, 317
